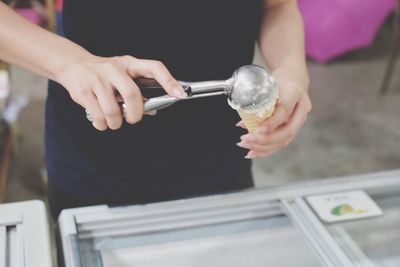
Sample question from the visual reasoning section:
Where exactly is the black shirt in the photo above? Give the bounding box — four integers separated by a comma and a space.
46, 0, 263, 205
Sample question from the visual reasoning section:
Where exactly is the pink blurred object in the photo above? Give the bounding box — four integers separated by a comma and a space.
298, 0, 396, 63
15, 8, 44, 26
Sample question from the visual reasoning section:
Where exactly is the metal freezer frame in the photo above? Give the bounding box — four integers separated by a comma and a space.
59, 169, 400, 267
0, 200, 53, 267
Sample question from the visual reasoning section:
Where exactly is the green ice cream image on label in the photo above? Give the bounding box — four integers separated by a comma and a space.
331, 204, 368, 216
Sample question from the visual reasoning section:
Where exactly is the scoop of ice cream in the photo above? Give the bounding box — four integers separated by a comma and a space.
228, 65, 277, 112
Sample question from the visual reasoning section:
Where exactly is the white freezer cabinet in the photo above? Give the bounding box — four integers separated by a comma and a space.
0, 200, 53, 267
59, 170, 400, 267
59, 195, 321, 267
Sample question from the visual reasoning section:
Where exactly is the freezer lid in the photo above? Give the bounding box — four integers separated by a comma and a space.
59, 169, 400, 267
59, 193, 322, 267
325, 192, 400, 266
282, 171, 400, 267
0, 200, 53, 267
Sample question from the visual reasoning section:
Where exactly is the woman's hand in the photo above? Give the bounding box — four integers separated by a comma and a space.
236, 66, 311, 158
56, 55, 186, 131
0, 3, 186, 129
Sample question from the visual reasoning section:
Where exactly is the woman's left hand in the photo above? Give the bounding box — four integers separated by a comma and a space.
236, 67, 311, 159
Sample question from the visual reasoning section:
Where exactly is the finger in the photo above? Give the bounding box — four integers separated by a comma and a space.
109, 70, 143, 124
260, 102, 292, 133
141, 96, 157, 116
245, 150, 256, 159
240, 119, 292, 147
238, 137, 284, 154
235, 121, 246, 129
260, 86, 301, 132
240, 131, 282, 148
93, 80, 122, 130
245, 148, 279, 159
84, 91, 107, 131
256, 149, 279, 158
241, 96, 308, 147
245, 150, 274, 159
126, 58, 186, 98
265, 95, 308, 145
238, 139, 283, 154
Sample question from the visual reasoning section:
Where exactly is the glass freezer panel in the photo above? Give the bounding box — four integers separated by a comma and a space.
76, 214, 322, 267
326, 192, 400, 267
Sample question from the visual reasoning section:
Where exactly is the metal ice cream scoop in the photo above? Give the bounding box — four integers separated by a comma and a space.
228, 65, 276, 111
86, 64, 276, 121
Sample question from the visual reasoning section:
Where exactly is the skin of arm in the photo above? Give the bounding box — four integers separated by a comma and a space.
237, 0, 311, 158
0, 2, 185, 131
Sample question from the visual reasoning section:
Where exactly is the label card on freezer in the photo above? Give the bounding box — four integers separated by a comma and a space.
306, 190, 383, 223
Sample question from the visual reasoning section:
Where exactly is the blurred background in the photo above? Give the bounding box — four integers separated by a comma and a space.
0, 0, 399, 206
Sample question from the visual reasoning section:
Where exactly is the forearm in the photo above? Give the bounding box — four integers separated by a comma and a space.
259, 1, 309, 88
0, 2, 90, 82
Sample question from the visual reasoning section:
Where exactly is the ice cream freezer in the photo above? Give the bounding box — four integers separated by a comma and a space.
57, 170, 400, 267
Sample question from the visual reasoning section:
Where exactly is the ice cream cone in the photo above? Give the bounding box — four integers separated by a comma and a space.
227, 65, 278, 133
237, 100, 277, 133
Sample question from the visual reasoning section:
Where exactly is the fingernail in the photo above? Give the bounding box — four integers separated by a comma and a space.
173, 87, 187, 98
235, 121, 242, 127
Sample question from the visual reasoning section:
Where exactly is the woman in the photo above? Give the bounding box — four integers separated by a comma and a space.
0, 0, 311, 219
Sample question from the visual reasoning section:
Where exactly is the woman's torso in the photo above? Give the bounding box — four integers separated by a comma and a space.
46, 0, 263, 204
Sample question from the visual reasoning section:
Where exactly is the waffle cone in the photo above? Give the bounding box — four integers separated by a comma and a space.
237, 105, 275, 133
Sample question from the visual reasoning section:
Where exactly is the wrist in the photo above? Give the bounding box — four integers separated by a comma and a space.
52, 48, 96, 86
272, 63, 309, 92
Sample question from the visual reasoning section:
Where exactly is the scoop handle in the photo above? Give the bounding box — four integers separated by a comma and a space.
85, 95, 180, 122
133, 77, 184, 112
143, 95, 181, 113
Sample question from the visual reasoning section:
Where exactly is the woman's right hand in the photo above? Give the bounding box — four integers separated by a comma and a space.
56, 55, 186, 131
